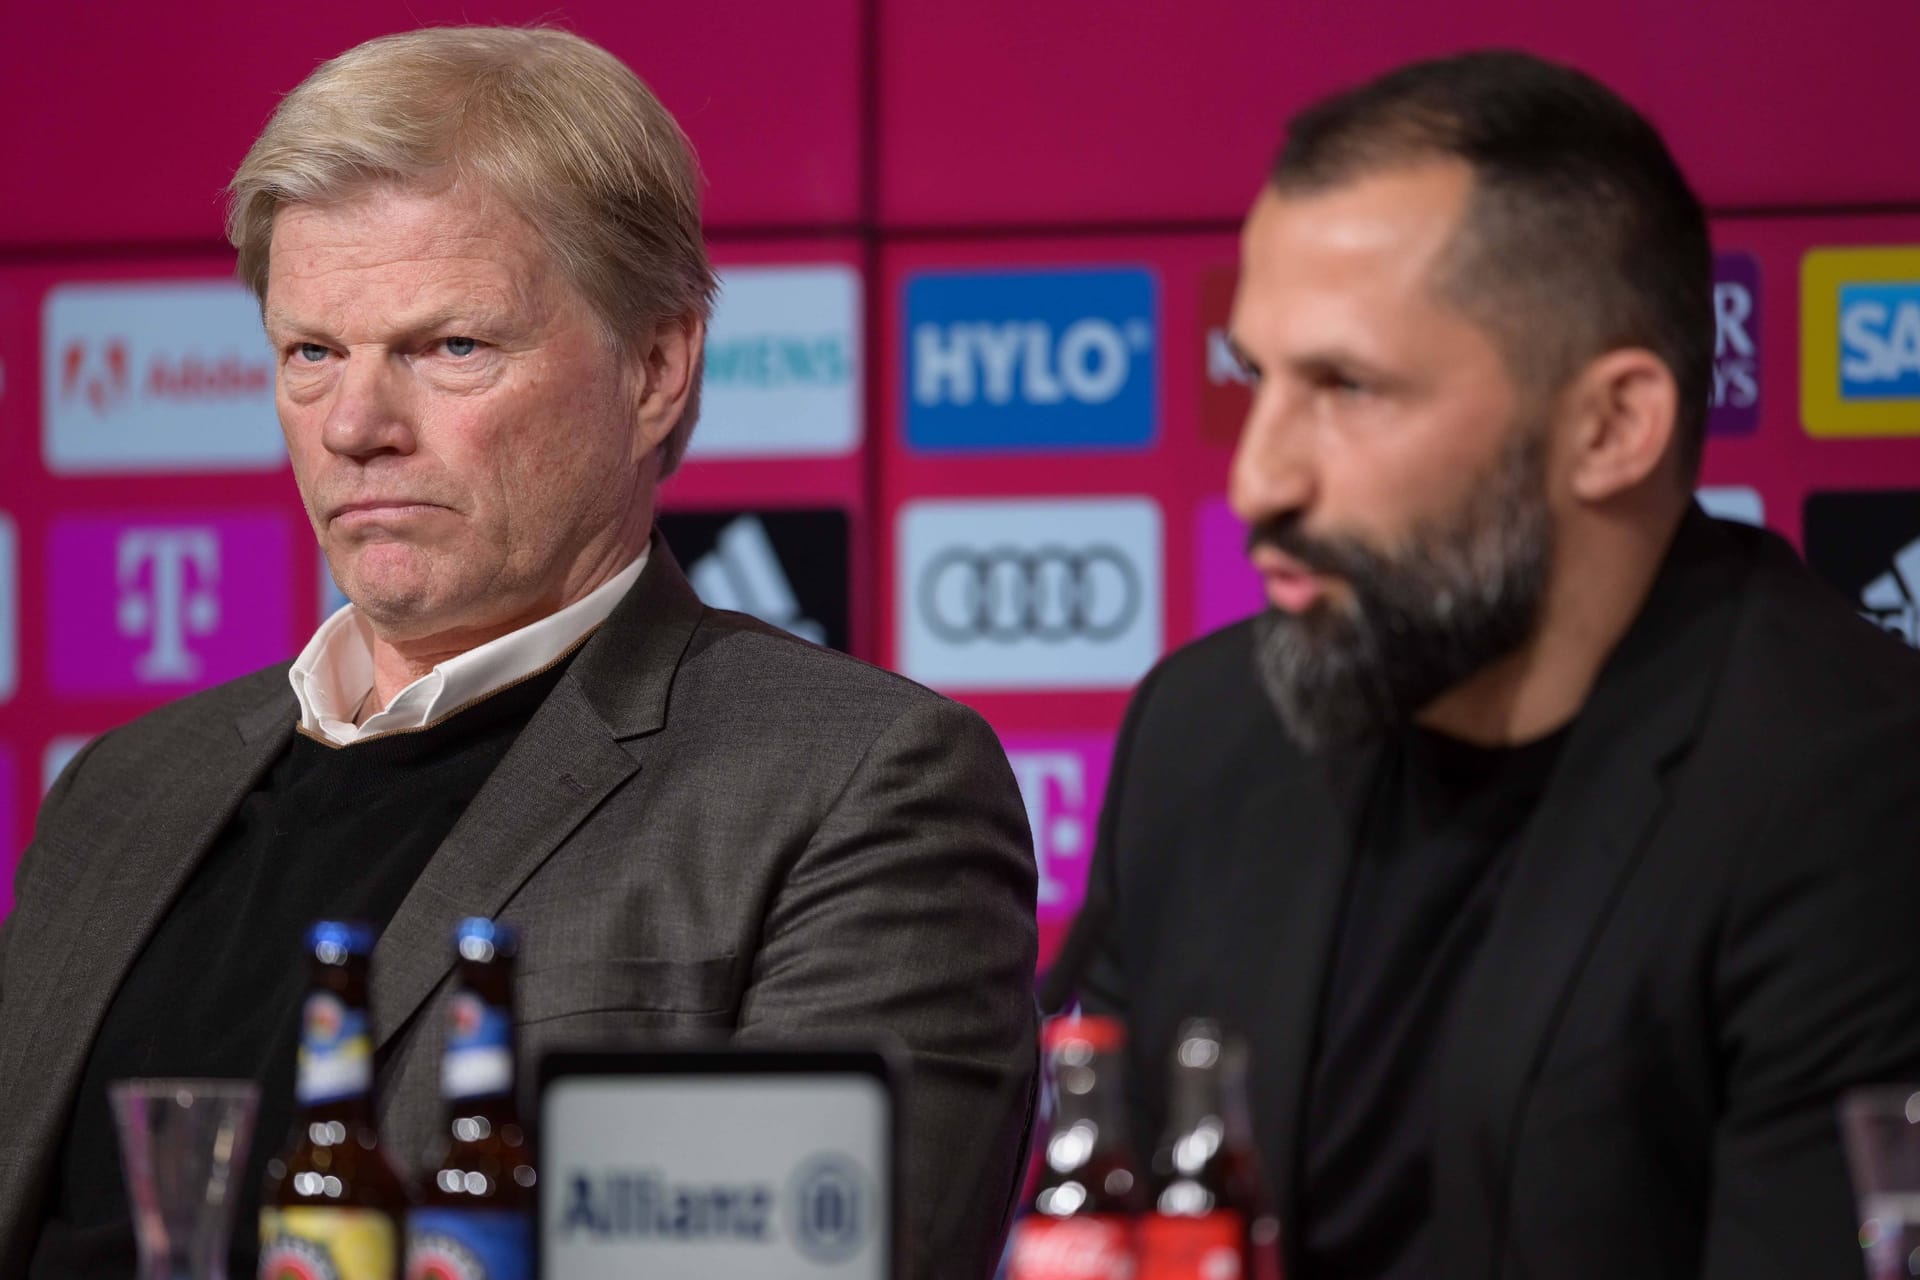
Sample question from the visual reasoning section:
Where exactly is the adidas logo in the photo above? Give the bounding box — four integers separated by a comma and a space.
1860, 534, 1920, 647
687, 515, 827, 645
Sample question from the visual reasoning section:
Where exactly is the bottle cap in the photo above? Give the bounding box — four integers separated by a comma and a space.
454, 916, 518, 961
1042, 1014, 1126, 1054
306, 920, 375, 956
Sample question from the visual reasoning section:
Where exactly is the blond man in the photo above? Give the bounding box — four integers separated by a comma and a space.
0, 28, 1037, 1280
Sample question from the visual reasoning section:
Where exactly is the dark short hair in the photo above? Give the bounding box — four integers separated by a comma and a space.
1272, 50, 1713, 482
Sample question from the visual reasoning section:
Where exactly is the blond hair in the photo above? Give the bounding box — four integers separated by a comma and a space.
228, 26, 717, 474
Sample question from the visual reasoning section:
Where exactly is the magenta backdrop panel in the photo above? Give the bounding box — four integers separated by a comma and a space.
879, 0, 1920, 228
0, 0, 861, 246
997, 729, 1115, 973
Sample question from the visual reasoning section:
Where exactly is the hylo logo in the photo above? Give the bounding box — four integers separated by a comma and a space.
905, 267, 1158, 451
1801, 247, 1920, 437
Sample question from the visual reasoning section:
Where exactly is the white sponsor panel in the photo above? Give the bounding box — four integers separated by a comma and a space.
543, 1074, 888, 1278
897, 497, 1163, 690
42, 281, 284, 474
686, 265, 862, 459
1695, 486, 1765, 527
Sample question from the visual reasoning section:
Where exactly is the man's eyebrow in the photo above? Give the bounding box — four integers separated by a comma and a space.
263, 305, 507, 341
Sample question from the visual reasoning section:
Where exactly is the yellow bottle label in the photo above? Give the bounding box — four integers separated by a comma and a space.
260, 1206, 399, 1280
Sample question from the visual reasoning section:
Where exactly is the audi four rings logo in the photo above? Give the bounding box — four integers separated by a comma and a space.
918, 545, 1141, 643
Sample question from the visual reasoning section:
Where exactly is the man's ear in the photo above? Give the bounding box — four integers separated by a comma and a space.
632, 312, 706, 457
1559, 348, 1680, 503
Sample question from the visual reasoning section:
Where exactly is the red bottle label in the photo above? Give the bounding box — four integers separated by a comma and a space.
1009, 1214, 1137, 1280
1138, 1212, 1245, 1279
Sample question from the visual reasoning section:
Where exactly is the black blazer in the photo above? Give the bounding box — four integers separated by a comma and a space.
1079, 509, 1920, 1280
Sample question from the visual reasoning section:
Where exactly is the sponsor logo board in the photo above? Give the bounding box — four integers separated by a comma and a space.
48, 513, 293, 695
1804, 490, 1920, 647
1695, 486, 1766, 527
1002, 731, 1114, 971
659, 508, 850, 651
896, 497, 1162, 690
42, 281, 284, 473
1802, 247, 1920, 436
1199, 265, 1249, 444
904, 267, 1158, 451
688, 264, 863, 459
1194, 497, 1265, 634
1711, 252, 1761, 434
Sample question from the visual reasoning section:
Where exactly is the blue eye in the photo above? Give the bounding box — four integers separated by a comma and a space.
297, 343, 329, 363
444, 336, 478, 357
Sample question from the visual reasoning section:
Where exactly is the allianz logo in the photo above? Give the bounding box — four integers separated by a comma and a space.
706, 333, 852, 390
912, 317, 1152, 407
559, 1170, 774, 1241
1861, 534, 1920, 647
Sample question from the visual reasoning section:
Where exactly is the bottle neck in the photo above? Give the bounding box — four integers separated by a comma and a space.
1050, 1050, 1132, 1147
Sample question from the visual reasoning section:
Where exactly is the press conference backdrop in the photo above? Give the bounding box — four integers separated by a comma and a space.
4, 1, 1920, 970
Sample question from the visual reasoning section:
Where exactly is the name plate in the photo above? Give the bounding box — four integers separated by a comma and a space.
538, 1047, 897, 1279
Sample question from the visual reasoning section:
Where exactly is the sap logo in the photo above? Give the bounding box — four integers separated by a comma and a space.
559, 1171, 773, 1241
1841, 285, 1920, 398
1801, 248, 1920, 437
42, 281, 284, 473
689, 264, 862, 459
1710, 253, 1760, 433
1860, 534, 1920, 647
59, 339, 130, 414
905, 268, 1158, 451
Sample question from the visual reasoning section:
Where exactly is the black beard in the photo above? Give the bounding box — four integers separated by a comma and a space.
1249, 430, 1552, 752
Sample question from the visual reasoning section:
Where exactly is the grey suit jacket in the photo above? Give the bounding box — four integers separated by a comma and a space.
0, 540, 1039, 1280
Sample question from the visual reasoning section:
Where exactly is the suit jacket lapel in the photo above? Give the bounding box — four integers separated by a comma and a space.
0, 683, 294, 1263
369, 538, 704, 1053
1431, 509, 1750, 1278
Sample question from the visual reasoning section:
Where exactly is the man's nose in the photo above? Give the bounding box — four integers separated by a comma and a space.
1229, 385, 1315, 528
322, 350, 417, 459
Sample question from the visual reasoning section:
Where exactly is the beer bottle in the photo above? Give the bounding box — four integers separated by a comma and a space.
1007, 1015, 1144, 1280
261, 921, 408, 1279
406, 918, 536, 1280
1140, 1020, 1282, 1280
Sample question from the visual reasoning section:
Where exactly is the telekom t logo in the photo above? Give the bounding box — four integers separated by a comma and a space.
1000, 731, 1114, 969
49, 513, 291, 697
116, 527, 222, 681
60, 339, 130, 414
1008, 751, 1092, 909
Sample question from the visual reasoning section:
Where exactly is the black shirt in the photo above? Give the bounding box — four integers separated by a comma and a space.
1297, 723, 1568, 1280
27, 656, 573, 1280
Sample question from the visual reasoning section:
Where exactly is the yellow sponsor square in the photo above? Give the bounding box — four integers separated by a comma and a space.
1802, 246, 1920, 437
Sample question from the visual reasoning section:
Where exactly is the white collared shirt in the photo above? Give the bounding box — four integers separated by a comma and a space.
288, 550, 648, 746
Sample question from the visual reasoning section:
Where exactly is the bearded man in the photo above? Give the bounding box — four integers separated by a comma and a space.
1065, 51, 1920, 1280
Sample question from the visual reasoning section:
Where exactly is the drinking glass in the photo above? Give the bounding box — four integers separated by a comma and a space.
110, 1078, 259, 1280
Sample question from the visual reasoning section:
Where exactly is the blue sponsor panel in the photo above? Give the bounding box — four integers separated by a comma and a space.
905, 267, 1158, 451
1840, 283, 1920, 401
